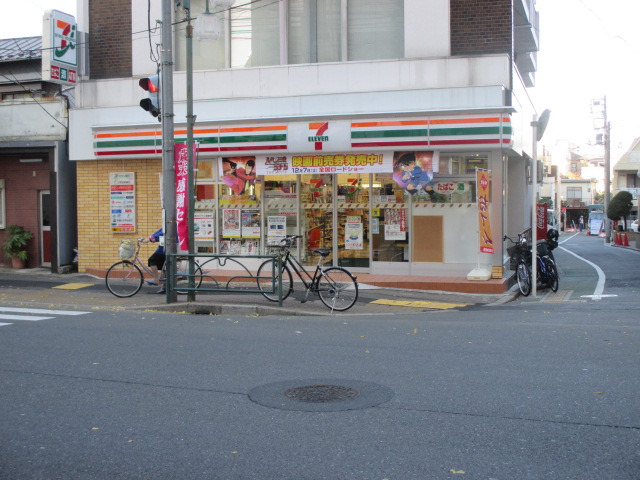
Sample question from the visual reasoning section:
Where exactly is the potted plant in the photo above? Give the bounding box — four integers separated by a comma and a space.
2, 224, 33, 269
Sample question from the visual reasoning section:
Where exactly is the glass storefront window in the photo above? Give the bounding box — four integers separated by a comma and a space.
264, 175, 298, 255
337, 173, 370, 268
300, 174, 333, 266
191, 150, 489, 267
218, 156, 261, 255
371, 173, 409, 262
429, 153, 488, 204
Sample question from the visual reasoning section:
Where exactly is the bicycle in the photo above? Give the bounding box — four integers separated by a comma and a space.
105, 238, 204, 298
505, 230, 559, 297
505, 233, 533, 296
256, 235, 359, 312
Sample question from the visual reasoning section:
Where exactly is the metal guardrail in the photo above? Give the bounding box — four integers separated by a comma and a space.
165, 253, 284, 306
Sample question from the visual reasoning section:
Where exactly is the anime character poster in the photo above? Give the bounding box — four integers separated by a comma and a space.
221, 156, 257, 196
392, 151, 438, 196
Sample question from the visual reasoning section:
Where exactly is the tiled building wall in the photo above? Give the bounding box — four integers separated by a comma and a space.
76, 159, 162, 271
89, 0, 133, 79
450, 0, 513, 56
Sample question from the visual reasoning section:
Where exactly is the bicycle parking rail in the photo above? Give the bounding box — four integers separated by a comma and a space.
165, 253, 284, 306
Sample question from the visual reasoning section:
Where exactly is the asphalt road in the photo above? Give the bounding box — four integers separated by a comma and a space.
0, 233, 638, 479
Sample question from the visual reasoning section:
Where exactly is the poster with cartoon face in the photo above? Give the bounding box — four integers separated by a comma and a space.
221, 156, 257, 196
392, 151, 436, 195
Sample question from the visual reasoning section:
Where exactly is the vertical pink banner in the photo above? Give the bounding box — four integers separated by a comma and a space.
174, 143, 197, 251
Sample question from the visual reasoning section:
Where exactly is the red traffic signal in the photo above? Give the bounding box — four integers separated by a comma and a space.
139, 75, 161, 118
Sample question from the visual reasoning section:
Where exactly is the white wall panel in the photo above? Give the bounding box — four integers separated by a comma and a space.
405, 0, 450, 58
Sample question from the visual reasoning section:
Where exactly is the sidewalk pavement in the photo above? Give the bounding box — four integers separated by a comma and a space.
0, 267, 518, 316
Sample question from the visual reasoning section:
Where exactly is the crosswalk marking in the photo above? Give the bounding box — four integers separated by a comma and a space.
0, 314, 54, 321
0, 307, 91, 327
0, 307, 90, 316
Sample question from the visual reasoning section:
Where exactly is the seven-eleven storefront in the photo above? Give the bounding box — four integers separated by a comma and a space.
91, 114, 511, 278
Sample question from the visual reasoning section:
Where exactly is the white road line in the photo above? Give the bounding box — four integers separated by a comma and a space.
558, 246, 606, 297
0, 307, 90, 316
559, 233, 580, 244
0, 322, 12, 327
0, 314, 54, 321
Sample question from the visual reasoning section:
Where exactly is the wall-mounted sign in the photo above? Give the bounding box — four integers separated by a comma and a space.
110, 173, 135, 233
42, 10, 77, 85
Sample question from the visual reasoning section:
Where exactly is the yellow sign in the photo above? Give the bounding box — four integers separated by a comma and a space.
372, 208, 381, 217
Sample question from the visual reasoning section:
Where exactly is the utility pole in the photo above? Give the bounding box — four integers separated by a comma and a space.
530, 109, 551, 297
161, 0, 177, 302
185, 2, 197, 301
603, 97, 611, 244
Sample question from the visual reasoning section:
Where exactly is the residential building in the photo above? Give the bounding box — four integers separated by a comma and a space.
612, 137, 640, 220
70, 0, 541, 289
0, 36, 76, 271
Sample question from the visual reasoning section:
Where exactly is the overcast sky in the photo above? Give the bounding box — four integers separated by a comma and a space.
4, 0, 639, 159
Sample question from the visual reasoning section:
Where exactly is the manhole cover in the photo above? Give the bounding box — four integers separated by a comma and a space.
249, 379, 394, 412
284, 384, 360, 403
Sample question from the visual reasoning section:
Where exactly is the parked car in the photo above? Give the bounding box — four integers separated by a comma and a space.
631, 219, 639, 233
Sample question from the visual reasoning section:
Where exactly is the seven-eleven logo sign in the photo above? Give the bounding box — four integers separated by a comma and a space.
54, 19, 76, 61
308, 122, 329, 151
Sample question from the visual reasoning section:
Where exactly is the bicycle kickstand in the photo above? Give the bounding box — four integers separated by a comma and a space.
300, 285, 313, 304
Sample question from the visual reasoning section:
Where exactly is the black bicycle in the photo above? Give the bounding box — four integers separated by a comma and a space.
505, 233, 533, 296
505, 229, 559, 297
256, 235, 359, 312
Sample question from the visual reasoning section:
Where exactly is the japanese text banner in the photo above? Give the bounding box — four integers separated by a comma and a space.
174, 143, 197, 251
477, 169, 494, 254
256, 153, 393, 175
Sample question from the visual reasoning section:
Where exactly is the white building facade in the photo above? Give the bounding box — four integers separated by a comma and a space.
70, 0, 540, 283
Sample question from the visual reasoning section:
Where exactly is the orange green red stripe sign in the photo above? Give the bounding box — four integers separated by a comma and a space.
350, 116, 512, 148
93, 115, 513, 158
94, 125, 288, 158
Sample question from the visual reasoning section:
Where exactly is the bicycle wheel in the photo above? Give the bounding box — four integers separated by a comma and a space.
256, 259, 293, 302
516, 261, 531, 297
173, 258, 204, 295
105, 260, 143, 297
317, 267, 358, 312
545, 258, 559, 292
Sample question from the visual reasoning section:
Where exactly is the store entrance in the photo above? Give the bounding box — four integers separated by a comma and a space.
300, 174, 333, 266
337, 173, 370, 268
371, 173, 410, 265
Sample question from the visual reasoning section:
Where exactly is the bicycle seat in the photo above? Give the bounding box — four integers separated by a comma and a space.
312, 249, 331, 257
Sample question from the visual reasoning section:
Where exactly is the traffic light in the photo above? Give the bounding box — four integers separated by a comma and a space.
139, 75, 161, 119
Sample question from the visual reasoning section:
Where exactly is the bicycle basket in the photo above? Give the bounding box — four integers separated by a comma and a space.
119, 239, 135, 259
